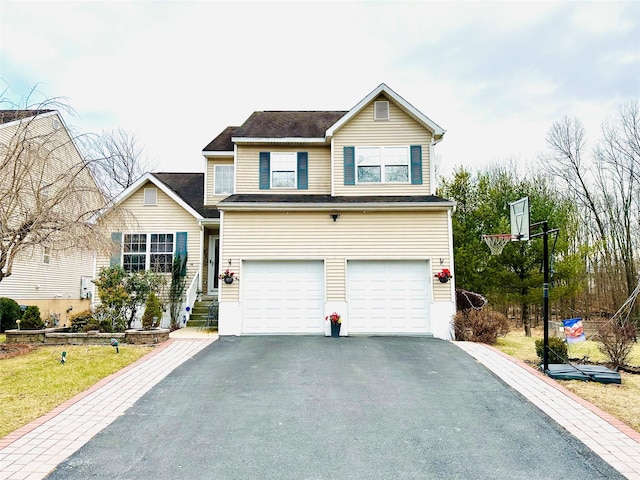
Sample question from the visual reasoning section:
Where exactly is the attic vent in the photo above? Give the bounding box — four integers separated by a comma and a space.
52, 119, 60, 130
143, 187, 157, 205
374, 101, 389, 120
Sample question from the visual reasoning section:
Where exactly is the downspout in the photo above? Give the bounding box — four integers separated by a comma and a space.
198, 222, 204, 294
218, 210, 224, 304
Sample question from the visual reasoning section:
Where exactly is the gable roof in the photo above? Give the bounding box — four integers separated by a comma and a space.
204, 84, 445, 148
326, 83, 446, 142
106, 172, 219, 221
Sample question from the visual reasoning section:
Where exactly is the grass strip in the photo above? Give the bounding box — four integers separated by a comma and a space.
0, 344, 152, 438
495, 330, 640, 433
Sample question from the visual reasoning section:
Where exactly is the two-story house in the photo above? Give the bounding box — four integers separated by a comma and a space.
98, 84, 456, 338
0, 110, 102, 326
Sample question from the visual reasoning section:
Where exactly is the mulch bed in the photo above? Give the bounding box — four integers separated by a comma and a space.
0, 343, 34, 360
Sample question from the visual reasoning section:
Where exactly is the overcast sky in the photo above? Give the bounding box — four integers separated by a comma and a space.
1, 1, 638, 179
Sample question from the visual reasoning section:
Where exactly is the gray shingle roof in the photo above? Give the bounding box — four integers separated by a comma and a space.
231, 111, 348, 139
217, 194, 451, 205
152, 173, 220, 218
202, 126, 238, 152
0, 110, 54, 125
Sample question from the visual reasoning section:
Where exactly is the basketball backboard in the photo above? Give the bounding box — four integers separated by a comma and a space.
509, 197, 529, 241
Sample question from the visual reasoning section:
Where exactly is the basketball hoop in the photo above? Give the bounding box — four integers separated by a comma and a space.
482, 234, 513, 255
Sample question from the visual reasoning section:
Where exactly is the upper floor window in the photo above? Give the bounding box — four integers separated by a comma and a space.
259, 151, 308, 190
214, 165, 234, 195
123, 233, 173, 273
356, 146, 409, 184
43, 245, 51, 265
270, 153, 297, 188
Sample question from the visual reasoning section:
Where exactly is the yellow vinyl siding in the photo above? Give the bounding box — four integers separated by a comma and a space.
96, 182, 201, 288
220, 210, 451, 302
235, 145, 331, 194
333, 96, 433, 196
205, 157, 234, 205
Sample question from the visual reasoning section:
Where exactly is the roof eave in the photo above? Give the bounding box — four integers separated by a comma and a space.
230, 137, 328, 145
218, 201, 455, 212
202, 150, 234, 157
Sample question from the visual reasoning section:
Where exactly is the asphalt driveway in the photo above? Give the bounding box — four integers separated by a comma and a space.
47, 336, 621, 479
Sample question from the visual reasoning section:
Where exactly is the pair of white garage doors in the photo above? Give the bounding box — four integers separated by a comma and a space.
242, 260, 431, 334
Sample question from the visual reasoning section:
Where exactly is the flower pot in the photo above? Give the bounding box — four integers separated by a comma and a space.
223, 277, 234, 284
438, 276, 449, 283
331, 322, 341, 337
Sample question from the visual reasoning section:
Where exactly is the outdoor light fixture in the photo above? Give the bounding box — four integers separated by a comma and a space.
330, 213, 340, 222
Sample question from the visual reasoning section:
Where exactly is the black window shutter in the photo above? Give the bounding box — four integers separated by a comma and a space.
344, 146, 355, 185
175, 232, 188, 276
110, 232, 122, 267
259, 152, 270, 189
410, 145, 423, 185
297, 152, 308, 190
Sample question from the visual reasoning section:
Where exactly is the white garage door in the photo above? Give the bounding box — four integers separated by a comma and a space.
243, 261, 324, 334
348, 260, 430, 334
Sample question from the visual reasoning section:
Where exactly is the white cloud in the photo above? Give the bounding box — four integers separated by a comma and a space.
1, 1, 638, 177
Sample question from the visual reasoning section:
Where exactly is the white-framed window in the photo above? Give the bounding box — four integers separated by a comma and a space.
43, 246, 51, 265
271, 152, 297, 188
123, 233, 173, 273
374, 100, 390, 120
214, 165, 234, 195
143, 188, 157, 205
356, 146, 409, 184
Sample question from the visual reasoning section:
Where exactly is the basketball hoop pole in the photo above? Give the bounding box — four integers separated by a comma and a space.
531, 220, 559, 374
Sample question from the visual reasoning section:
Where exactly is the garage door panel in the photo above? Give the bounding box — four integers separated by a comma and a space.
348, 260, 430, 333
243, 261, 324, 334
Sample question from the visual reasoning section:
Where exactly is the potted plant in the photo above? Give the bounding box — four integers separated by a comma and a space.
219, 269, 238, 284
435, 268, 452, 283
325, 311, 341, 337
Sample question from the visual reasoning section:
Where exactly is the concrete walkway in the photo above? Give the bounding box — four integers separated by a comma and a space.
457, 341, 640, 480
1, 332, 639, 479
0, 329, 217, 480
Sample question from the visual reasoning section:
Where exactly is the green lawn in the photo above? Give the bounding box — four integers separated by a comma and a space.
0, 344, 152, 438
495, 329, 640, 366
495, 330, 640, 433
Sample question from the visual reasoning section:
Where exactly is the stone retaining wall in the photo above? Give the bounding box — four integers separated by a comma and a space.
5, 328, 169, 345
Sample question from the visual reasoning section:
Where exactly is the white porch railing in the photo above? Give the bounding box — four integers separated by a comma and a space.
177, 272, 200, 328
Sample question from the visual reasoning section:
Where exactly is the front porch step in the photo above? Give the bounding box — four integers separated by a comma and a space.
188, 298, 218, 329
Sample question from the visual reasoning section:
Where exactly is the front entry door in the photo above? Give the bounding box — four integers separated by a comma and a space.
207, 235, 220, 295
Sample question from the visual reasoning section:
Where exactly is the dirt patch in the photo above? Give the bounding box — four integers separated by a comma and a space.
0, 343, 34, 360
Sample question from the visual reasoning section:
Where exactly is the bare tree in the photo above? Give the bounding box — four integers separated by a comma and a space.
542, 102, 640, 313
0, 90, 121, 282
82, 127, 155, 200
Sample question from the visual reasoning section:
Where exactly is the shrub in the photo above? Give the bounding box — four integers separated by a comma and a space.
0, 297, 22, 332
20, 306, 44, 330
454, 309, 510, 344
141, 292, 162, 329
535, 337, 568, 364
68, 310, 94, 333
597, 320, 637, 369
